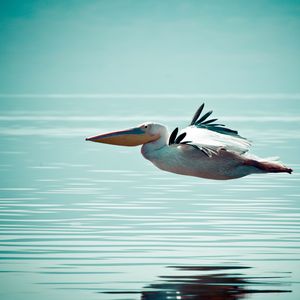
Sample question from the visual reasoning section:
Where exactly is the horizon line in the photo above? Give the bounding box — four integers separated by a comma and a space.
0, 93, 300, 99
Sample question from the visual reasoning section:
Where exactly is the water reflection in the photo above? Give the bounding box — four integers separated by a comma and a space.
106, 266, 291, 300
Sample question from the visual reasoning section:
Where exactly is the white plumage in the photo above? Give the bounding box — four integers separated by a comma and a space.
179, 126, 251, 156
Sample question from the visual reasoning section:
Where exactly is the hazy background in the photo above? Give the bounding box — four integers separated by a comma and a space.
1, 2, 300, 300
0, 0, 299, 95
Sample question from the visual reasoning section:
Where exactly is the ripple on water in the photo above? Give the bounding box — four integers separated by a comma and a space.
0, 107, 299, 299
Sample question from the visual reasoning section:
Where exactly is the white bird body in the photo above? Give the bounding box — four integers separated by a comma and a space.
86, 104, 292, 180
143, 145, 241, 180
141, 126, 264, 180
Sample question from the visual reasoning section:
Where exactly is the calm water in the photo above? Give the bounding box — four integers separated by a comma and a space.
0, 96, 299, 300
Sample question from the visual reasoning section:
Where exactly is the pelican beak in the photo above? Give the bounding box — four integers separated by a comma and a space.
85, 127, 159, 146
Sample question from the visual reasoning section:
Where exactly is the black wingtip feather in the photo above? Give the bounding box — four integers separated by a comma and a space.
196, 110, 213, 124
190, 103, 204, 125
175, 132, 186, 144
201, 118, 218, 125
168, 127, 178, 145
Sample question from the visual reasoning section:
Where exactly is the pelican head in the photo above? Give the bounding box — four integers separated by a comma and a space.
85, 123, 166, 146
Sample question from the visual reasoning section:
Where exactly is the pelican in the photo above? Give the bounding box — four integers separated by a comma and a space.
86, 104, 292, 180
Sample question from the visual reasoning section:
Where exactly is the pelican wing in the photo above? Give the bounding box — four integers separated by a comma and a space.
169, 104, 251, 156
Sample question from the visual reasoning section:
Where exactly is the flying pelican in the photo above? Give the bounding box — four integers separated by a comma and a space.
86, 104, 292, 180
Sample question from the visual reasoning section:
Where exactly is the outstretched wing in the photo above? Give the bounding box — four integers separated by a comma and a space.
168, 103, 251, 157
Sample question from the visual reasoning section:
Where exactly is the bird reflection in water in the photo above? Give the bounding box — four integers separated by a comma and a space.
105, 266, 291, 300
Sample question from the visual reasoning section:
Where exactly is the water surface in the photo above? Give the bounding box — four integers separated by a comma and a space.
0, 97, 299, 300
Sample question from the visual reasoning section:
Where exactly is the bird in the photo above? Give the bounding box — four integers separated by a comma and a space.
85, 103, 292, 180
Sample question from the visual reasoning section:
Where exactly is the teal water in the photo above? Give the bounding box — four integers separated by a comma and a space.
0, 96, 299, 300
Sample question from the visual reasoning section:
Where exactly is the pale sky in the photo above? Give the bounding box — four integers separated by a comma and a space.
0, 0, 299, 94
